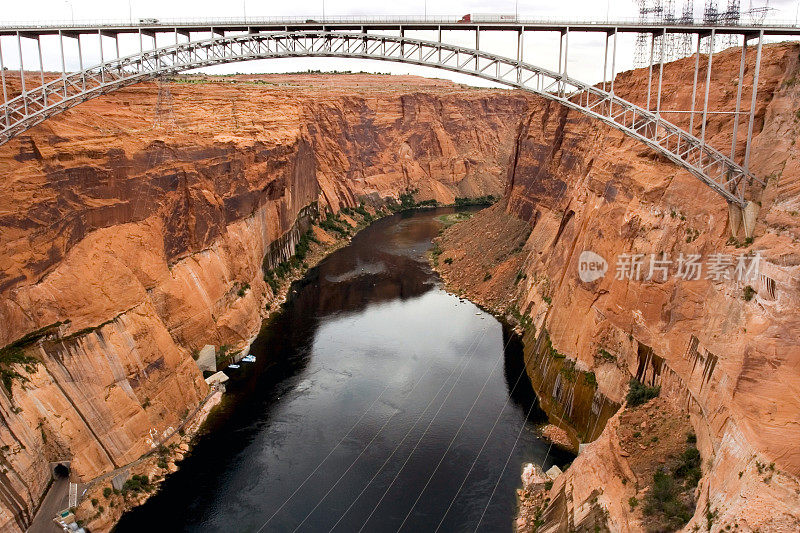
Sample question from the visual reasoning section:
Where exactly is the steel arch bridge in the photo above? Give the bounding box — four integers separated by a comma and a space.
0, 27, 769, 209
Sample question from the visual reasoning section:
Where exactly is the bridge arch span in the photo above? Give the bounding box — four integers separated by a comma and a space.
0, 30, 760, 207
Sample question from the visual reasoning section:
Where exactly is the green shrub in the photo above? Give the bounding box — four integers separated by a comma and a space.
629, 496, 639, 509
319, 213, 348, 236
430, 243, 443, 266
443, 257, 453, 265
508, 305, 534, 332
416, 199, 438, 207
742, 285, 756, 301
543, 334, 566, 359
643, 470, 693, 528
673, 446, 702, 487
103, 487, 113, 499
626, 378, 660, 407
293, 230, 317, 262
122, 474, 151, 495
237, 282, 250, 297
454, 195, 497, 207
0, 329, 47, 397
560, 359, 578, 382
598, 348, 616, 363
398, 189, 418, 209
263, 269, 279, 294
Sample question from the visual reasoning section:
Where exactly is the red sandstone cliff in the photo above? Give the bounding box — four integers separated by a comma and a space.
0, 74, 528, 530
434, 43, 800, 531
1, 41, 799, 531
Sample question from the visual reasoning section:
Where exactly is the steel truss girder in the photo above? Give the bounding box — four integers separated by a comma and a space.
0, 30, 759, 206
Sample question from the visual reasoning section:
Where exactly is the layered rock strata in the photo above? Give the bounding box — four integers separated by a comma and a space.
0, 74, 524, 531
433, 43, 800, 531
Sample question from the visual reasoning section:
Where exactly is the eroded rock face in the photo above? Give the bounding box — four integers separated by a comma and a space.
434, 43, 800, 531
2, 41, 799, 530
0, 74, 529, 531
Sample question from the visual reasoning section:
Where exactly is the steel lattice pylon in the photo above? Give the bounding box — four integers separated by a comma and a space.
0, 31, 761, 206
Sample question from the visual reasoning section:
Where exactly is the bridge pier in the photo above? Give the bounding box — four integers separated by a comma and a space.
728, 201, 759, 239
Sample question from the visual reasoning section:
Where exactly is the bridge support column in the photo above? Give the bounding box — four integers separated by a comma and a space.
16, 32, 27, 115
602, 32, 608, 92
98, 30, 104, 83
0, 37, 8, 128
742, 201, 759, 239
701, 30, 715, 147
655, 28, 665, 138
728, 203, 743, 237
646, 32, 654, 110
731, 36, 747, 161
689, 34, 700, 136
77, 34, 85, 92
36, 36, 45, 107
59, 30, 67, 98
744, 30, 764, 172
728, 201, 759, 239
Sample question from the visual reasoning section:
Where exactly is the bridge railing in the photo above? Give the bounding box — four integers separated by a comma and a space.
0, 16, 799, 30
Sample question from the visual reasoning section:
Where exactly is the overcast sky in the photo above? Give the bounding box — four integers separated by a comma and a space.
2, 1, 798, 87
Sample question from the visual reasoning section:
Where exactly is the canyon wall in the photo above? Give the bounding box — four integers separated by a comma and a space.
1, 41, 799, 532
434, 43, 800, 531
0, 75, 526, 530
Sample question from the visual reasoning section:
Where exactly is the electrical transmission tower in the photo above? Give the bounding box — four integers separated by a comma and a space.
722, 0, 742, 48
702, 1, 721, 52
745, 0, 771, 25
154, 78, 176, 128
700, 1, 768, 52
635, 1, 665, 68
703, 0, 720, 23
677, 0, 696, 58
634, 0, 694, 68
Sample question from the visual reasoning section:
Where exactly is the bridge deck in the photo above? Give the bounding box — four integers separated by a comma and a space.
1, 19, 800, 37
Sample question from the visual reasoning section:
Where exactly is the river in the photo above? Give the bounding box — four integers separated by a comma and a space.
114, 207, 573, 532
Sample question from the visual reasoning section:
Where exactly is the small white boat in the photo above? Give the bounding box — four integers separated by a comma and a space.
228, 364, 240, 369
242, 355, 256, 363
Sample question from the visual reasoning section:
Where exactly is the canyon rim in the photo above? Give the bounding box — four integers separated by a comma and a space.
0, 41, 799, 533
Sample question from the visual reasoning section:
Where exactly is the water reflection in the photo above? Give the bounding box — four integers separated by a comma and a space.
115, 208, 573, 533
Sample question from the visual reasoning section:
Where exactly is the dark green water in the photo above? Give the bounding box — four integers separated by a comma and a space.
115, 207, 572, 532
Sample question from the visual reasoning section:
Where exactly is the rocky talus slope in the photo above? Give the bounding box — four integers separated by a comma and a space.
434, 43, 800, 532
0, 74, 526, 531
